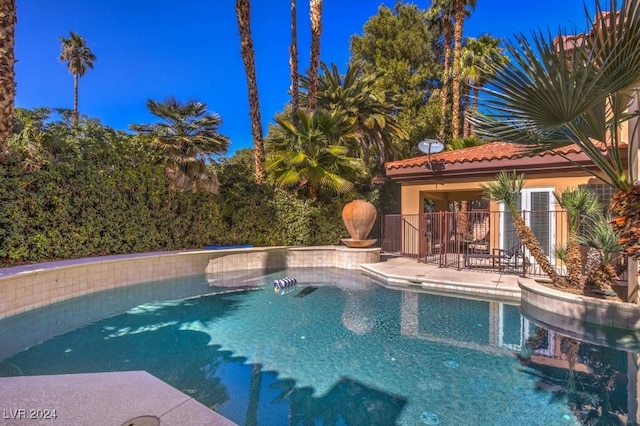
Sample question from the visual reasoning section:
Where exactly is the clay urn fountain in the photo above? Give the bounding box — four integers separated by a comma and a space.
341, 200, 377, 248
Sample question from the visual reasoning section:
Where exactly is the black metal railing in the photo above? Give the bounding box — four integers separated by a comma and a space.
381, 209, 623, 279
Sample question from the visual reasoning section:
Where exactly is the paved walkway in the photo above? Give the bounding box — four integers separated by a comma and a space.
0, 371, 236, 426
361, 255, 522, 302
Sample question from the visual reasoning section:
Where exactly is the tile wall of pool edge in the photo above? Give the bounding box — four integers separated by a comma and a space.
0, 246, 380, 320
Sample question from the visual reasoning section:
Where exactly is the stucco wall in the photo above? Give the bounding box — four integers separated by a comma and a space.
400, 174, 600, 215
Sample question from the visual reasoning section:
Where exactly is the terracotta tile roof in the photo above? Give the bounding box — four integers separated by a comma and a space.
385, 141, 596, 170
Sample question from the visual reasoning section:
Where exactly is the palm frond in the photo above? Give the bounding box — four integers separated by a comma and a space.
470, 0, 640, 192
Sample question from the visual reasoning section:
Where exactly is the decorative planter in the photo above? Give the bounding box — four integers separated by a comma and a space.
341, 200, 377, 248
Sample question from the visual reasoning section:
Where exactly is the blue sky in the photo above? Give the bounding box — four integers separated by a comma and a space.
15, 0, 591, 156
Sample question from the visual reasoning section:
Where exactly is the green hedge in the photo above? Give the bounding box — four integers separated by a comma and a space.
0, 112, 392, 266
0, 158, 349, 266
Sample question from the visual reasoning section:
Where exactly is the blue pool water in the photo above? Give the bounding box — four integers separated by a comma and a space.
0, 268, 636, 425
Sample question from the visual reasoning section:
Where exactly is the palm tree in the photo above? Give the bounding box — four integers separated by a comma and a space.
427, 0, 454, 141
0, 0, 17, 162
460, 34, 508, 137
235, 0, 266, 183
289, 0, 300, 121
130, 97, 230, 193
578, 215, 623, 293
58, 31, 96, 128
482, 170, 566, 285
307, 0, 323, 112
301, 62, 407, 167
470, 0, 640, 261
266, 109, 365, 199
451, 0, 477, 139
554, 187, 603, 287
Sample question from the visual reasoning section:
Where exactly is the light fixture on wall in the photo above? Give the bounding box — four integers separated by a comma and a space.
417, 139, 444, 170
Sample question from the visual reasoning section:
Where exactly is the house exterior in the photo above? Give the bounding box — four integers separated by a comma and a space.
382, 6, 640, 294
383, 141, 628, 277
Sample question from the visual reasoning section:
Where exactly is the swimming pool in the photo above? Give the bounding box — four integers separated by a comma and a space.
0, 268, 635, 425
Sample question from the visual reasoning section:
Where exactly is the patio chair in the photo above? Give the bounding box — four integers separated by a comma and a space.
463, 243, 524, 270
467, 230, 489, 253
465, 217, 490, 253
430, 230, 457, 254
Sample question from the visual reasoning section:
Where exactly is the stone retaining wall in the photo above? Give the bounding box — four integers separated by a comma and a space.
519, 278, 640, 331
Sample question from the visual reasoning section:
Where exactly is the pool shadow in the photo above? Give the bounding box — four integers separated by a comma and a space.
282, 377, 407, 426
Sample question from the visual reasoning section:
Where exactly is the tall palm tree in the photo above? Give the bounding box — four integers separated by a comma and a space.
289, 0, 300, 121
301, 62, 407, 166
451, 0, 477, 139
482, 170, 566, 285
0, 0, 17, 162
460, 34, 508, 137
266, 109, 365, 199
427, 0, 454, 141
58, 31, 96, 128
130, 97, 230, 194
470, 0, 640, 260
235, 0, 266, 183
307, 0, 323, 112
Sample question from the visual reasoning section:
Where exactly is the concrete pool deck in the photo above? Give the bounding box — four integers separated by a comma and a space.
0, 371, 236, 426
361, 255, 521, 302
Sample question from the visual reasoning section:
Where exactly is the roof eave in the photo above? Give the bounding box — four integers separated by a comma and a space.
386, 151, 619, 183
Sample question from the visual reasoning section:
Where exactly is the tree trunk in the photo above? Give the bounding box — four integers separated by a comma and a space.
307, 0, 323, 112
565, 240, 583, 288
439, 18, 452, 141
469, 86, 479, 136
0, 0, 17, 162
629, 90, 640, 304
511, 209, 566, 285
73, 73, 79, 128
451, 0, 464, 140
586, 261, 618, 293
290, 0, 299, 122
462, 85, 472, 137
235, 0, 266, 183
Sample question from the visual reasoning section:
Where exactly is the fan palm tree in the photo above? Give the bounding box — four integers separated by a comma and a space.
307, 0, 323, 112
460, 34, 508, 137
427, 0, 454, 141
470, 0, 640, 260
482, 170, 566, 285
451, 0, 477, 140
301, 62, 407, 167
554, 187, 603, 287
235, 0, 266, 183
577, 215, 623, 292
0, 0, 17, 162
266, 109, 365, 199
130, 97, 230, 194
58, 31, 96, 128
